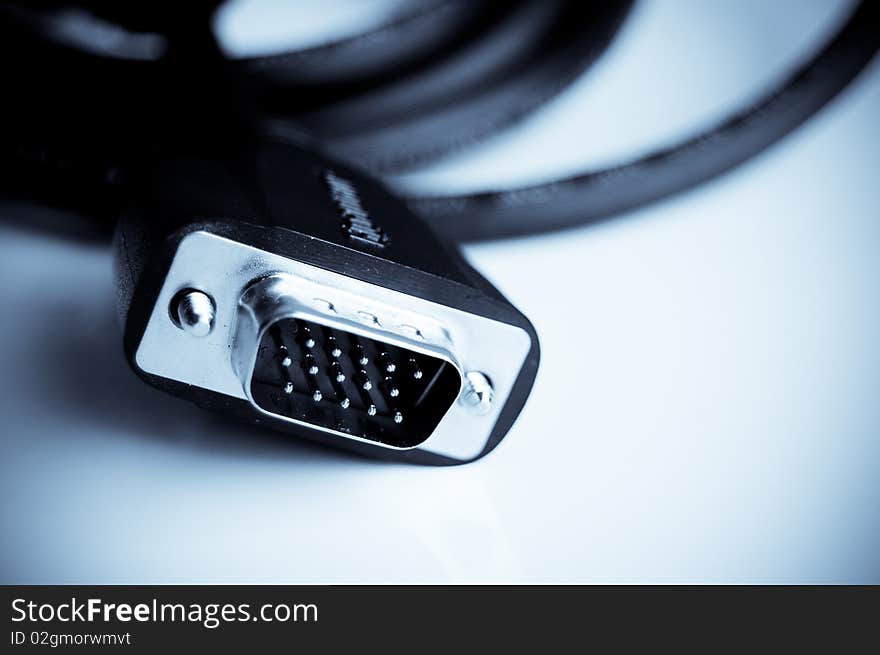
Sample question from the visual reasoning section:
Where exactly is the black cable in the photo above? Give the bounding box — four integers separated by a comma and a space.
256, 1, 635, 172
404, 1, 880, 241
0, 0, 634, 237
0, 0, 876, 243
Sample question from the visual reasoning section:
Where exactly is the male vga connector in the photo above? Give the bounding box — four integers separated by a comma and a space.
114, 142, 539, 464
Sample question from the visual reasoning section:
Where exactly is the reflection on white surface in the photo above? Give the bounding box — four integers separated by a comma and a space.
1, 1, 878, 582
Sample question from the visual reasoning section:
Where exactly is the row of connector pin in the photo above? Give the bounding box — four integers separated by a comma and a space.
270, 320, 429, 425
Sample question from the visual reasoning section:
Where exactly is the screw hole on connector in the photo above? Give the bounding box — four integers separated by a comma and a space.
168, 288, 192, 328
168, 288, 216, 337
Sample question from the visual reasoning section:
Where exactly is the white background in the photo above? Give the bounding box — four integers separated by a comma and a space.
1, 0, 878, 582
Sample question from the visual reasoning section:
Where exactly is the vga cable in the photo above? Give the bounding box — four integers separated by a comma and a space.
0, 1, 875, 464
114, 143, 539, 464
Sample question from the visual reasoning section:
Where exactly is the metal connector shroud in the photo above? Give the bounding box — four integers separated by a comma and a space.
235, 275, 463, 448
133, 230, 532, 461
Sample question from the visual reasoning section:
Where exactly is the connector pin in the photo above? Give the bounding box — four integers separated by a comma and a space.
329, 362, 346, 383
378, 352, 396, 373
353, 343, 369, 366
356, 369, 372, 391
383, 377, 400, 398
303, 354, 319, 376
326, 335, 343, 359
296, 321, 316, 349
277, 346, 293, 368
329, 370, 349, 408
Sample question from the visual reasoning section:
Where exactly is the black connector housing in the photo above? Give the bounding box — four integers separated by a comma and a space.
115, 141, 539, 464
